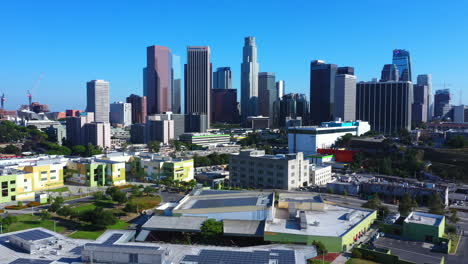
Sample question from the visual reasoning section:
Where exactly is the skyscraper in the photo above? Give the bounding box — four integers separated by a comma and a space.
86, 80, 109, 123
434, 89, 451, 119
276, 80, 285, 99
241, 36, 259, 122
110, 101, 132, 127
334, 69, 357, 121
392, 49, 412, 82
412, 84, 428, 124
185, 46, 212, 128
417, 74, 432, 121
310, 60, 337, 124
126, 94, 147, 124
211, 89, 239, 123
380, 64, 399, 82
144, 45, 172, 115
273, 93, 309, 127
213, 67, 232, 89
258, 72, 277, 117
172, 54, 182, 114
356, 81, 413, 134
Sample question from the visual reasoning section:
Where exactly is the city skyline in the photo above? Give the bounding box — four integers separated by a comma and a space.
1, 1, 467, 111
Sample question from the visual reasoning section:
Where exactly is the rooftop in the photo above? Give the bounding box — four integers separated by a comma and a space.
404, 212, 444, 226
142, 215, 207, 232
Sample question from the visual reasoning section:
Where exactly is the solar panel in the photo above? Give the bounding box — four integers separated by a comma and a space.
86, 242, 159, 251
102, 233, 123, 245
181, 249, 296, 264
13, 230, 53, 241
190, 197, 258, 209
9, 258, 53, 264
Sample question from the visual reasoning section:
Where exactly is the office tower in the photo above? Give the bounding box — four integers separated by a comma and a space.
213, 67, 232, 89
184, 46, 212, 128
126, 94, 147, 124
241, 36, 259, 122
144, 45, 172, 114
185, 113, 208, 133
211, 89, 239, 123
434, 89, 451, 119
66, 112, 94, 146
258, 72, 277, 117
412, 84, 428, 124
66, 110, 82, 117
172, 54, 182, 114
273, 93, 309, 127
276, 80, 285, 99
356, 81, 413, 134
83, 122, 111, 149
110, 102, 132, 127
86, 80, 110, 123
334, 71, 357, 121
417, 74, 433, 121
380, 64, 399, 82
453, 105, 468, 123
392, 49, 412, 81
337, 67, 354, 75
310, 60, 337, 124
146, 118, 174, 145
130, 124, 146, 144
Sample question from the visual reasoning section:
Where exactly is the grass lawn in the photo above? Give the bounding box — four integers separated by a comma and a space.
70, 203, 96, 214
46, 187, 70, 193
309, 260, 331, 264
4, 214, 66, 233
68, 220, 129, 240
345, 258, 379, 264
129, 195, 161, 210
445, 233, 460, 254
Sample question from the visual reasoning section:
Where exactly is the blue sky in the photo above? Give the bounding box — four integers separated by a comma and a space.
1, 0, 467, 112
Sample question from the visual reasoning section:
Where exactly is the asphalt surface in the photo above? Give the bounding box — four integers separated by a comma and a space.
446, 232, 468, 264
373, 237, 445, 264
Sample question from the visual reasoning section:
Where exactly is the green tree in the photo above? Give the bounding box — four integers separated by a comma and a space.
1, 215, 18, 226
398, 193, 416, 216
446, 135, 468, 148
446, 224, 457, 234
334, 133, 353, 147
311, 240, 328, 255
448, 209, 460, 223
427, 193, 444, 215
48, 197, 64, 212
39, 210, 51, 221
93, 191, 105, 200
148, 141, 161, 153
81, 207, 117, 228
3, 144, 21, 155
57, 206, 73, 218
123, 203, 138, 213
200, 219, 223, 238
112, 191, 128, 204
72, 145, 86, 156
143, 186, 155, 196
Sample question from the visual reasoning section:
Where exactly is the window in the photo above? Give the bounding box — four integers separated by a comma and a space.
291, 165, 295, 169
51, 176, 57, 180
129, 253, 138, 263
24, 179, 27, 182
10, 180, 15, 185
50, 170, 57, 173
41, 171, 47, 174
10, 188, 15, 192
2, 189, 8, 197
1, 182, 7, 189
41, 178, 48, 181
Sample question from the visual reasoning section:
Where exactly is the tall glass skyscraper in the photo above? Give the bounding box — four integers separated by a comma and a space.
417, 74, 432, 120
241, 36, 259, 123
392, 49, 412, 82
144, 45, 172, 115
434, 89, 451, 119
86, 80, 109, 123
276, 80, 285, 99
172, 54, 181, 114
185, 46, 212, 127
273, 93, 309, 127
213, 67, 232, 89
258, 72, 276, 117
380, 64, 399, 82
310, 60, 337, 125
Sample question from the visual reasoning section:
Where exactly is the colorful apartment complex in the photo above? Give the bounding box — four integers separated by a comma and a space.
140, 155, 194, 182
65, 158, 126, 187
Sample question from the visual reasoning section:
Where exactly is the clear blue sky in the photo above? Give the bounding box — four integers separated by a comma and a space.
1, 0, 467, 112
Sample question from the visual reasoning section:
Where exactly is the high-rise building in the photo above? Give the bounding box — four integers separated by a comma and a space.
434, 89, 452, 119
213, 67, 232, 89
211, 89, 239, 123
172, 54, 182, 114
184, 46, 212, 128
453, 105, 468, 123
276, 80, 285, 99
126, 94, 147, 124
241, 36, 259, 122
412, 84, 428, 124
334, 68, 356, 121
417, 74, 433, 121
273, 93, 310, 127
392, 49, 412, 82
356, 81, 413, 134
83, 122, 111, 149
66, 112, 94, 146
144, 45, 172, 115
258, 72, 277, 117
310, 60, 337, 124
146, 117, 174, 145
380, 64, 399, 82
86, 80, 110, 123
110, 102, 132, 127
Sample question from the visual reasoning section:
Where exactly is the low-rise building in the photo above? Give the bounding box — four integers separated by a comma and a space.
402, 211, 445, 243
229, 150, 309, 190
65, 158, 126, 187
140, 154, 194, 182
288, 120, 370, 155
309, 164, 332, 186
179, 133, 230, 148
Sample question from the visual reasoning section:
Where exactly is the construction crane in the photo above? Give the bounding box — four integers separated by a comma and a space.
26, 90, 32, 108
27, 73, 44, 108
1, 93, 5, 109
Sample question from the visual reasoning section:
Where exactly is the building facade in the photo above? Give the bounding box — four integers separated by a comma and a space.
309, 164, 332, 186
453, 105, 468, 123
273, 93, 309, 127
144, 45, 172, 115
310, 60, 337, 125
213, 67, 232, 89
229, 150, 309, 190
179, 133, 230, 147
334, 73, 356, 121
276, 80, 285, 99
172, 54, 182, 114
66, 112, 94, 146
258, 72, 277, 118
417, 74, 433, 121
412, 84, 428, 124
185, 46, 211, 128
380, 64, 399, 82
126, 94, 147, 124
211, 89, 239, 124
392, 49, 412, 82
241, 37, 259, 123
66, 158, 126, 187
434, 89, 451, 119
83, 122, 111, 149
356, 81, 412, 134
86, 80, 110, 123
110, 102, 132, 127
140, 155, 194, 182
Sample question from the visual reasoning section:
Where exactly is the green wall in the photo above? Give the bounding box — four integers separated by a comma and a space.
0, 174, 18, 203
264, 232, 343, 252
402, 220, 443, 243
342, 210, 377, 250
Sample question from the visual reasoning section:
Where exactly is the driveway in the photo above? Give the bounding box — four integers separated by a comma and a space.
373, 237, 445, 264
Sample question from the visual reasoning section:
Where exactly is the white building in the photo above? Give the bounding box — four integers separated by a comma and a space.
179, 133, 230, 147
110, 101, 132, 127
288, 120, 370, 155
453, 105, 468, 123
84, 122, 111, 149
309, 164, 332, 186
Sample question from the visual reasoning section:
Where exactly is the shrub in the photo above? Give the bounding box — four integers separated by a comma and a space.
27, 201, 41, 207
351, 248, 363, 259
123, 203, 138, 213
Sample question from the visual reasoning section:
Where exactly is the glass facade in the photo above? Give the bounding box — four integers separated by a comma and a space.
310, 60, 337, 125
145, 45, 172, 114
392, 49, 412, 82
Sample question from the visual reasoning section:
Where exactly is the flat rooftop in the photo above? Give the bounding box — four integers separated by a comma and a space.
177, 193, 272, 211
404, 212, 444, 226
142, 215, 207, 232
278, 193, 324, 204
265, 205, 374, 237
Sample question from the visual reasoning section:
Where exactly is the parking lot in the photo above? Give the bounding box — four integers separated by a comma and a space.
373, 237, 445, 264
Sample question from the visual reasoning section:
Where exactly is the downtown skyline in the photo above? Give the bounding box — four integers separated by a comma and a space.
1, 1, 467, 111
